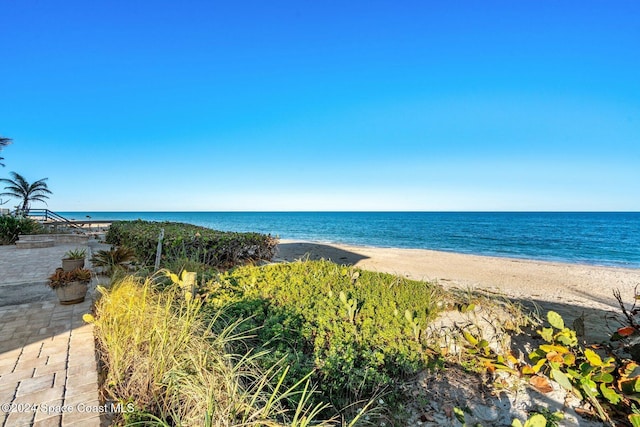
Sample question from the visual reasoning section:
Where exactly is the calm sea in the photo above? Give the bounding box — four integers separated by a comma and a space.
59, 212, 640, 268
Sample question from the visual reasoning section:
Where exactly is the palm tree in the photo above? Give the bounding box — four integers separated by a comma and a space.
0, 172, 52, 214
0, 136, 12, 167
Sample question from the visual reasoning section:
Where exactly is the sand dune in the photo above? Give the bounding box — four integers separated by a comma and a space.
276, 240, 640, 342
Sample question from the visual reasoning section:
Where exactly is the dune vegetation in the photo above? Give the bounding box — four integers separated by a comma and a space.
88, 221, 640, 426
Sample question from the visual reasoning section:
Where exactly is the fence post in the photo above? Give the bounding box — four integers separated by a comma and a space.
154, 228, 165, 271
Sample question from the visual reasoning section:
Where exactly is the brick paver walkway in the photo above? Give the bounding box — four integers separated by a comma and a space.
0, 242, 104, 426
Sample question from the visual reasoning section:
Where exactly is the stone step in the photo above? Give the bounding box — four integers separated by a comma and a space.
15, 239, 56, 249
18, 234, 89, 244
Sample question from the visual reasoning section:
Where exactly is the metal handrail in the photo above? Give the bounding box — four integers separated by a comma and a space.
23, 209, 85, 232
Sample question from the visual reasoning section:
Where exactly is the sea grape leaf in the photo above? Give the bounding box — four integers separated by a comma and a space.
524, 414, 547, 427
551, 369, 573, 391
563, 352, 576, 366
538, 327, 554, 343
584, 348, 603, 367
620, 378, 640, 394
545, 351, 564, 364
623, 362, 640, 378
556, 330, 577, 346
529, 349, 546, 363
629, 414, 640, 427
530, 375, 553, 393
565, 368, 580, 380
539, 344, 569, 354
532, 358, 547, 374
617, 326, 637, 337
580, 378, 598, 396
592, 372, 614, 384
599, 383, 622, 404
547, 311, 565, 330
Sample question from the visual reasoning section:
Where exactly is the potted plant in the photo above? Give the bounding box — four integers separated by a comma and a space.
48, 267, 92, 304
62, 248, 86, 271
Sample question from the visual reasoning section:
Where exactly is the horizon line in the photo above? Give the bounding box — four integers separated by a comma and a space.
55, 210, 640, 214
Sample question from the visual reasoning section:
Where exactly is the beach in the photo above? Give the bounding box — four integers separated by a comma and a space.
277, 239, 640, 342
73, 220, 640, 341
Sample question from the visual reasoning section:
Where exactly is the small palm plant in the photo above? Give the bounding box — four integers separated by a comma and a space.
64, 248, 87, 260
91, 246, 136, 275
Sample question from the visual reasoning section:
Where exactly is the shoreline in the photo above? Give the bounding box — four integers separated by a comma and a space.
277, 238, 640, 272
59, 212, 640, 269
276, 239, 640, 342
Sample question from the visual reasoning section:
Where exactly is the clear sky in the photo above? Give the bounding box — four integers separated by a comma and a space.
1, 1, 638, 211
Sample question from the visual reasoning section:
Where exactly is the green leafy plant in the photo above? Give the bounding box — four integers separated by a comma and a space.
91, 246, 136, 275
512, 413, 551, 427
405, 309, 422, 342
525, 312, 611, 421
0, 214, 42, 244
339, 291, 358, 324
63, 248, 86, 260
521, 310, 640, 425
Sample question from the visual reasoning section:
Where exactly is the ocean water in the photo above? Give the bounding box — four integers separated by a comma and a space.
59, 211, 640, 268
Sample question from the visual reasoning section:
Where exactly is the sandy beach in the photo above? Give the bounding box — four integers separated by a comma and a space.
277, 239, 640, 342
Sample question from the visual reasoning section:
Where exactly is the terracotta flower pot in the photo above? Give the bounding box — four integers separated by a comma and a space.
62, 258, 85, 272
55, 281, 88, 305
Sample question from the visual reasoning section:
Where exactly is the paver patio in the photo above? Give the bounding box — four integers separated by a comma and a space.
0, 242, 106, 427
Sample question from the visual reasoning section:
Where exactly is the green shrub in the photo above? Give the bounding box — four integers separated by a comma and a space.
206, 260, 448, 413
106, 220, 278, 268
0, 214, 42, 244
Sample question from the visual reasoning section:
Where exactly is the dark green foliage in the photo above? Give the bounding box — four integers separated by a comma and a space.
0, 215, 42, 244
0, 135, 11, 167
206, 260, 447, 413
90, 246, 136, 275
105, 220, 278, 269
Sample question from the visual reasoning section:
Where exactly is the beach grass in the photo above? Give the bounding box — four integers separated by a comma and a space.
90, 273, 361, 426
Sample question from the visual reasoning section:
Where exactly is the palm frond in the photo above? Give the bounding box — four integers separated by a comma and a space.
0, 171, 52, 211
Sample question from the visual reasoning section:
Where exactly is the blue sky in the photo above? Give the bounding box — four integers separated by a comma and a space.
1, 1, 638, 211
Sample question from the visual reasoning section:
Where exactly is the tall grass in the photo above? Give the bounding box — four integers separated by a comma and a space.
91, 273, 355, 426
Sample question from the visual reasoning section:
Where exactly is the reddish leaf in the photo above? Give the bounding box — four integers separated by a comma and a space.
530, 375, 553, 393
545, 351, 564, 364
618, 326, 637, 337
